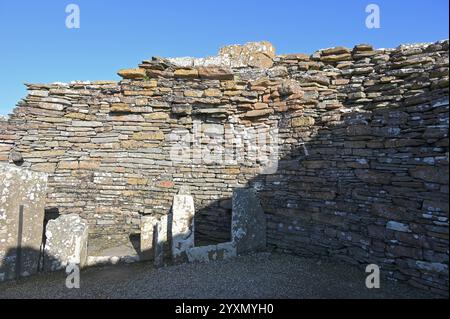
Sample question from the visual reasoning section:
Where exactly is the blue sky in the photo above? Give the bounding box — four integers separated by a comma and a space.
0, 0, 448, 115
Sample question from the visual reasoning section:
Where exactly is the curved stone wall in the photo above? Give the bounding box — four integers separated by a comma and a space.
0, 40, 448, 294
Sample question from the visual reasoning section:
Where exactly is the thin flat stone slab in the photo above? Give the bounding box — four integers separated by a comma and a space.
171, 195, 195, 263
186, 242, 236, 263
0, 164, 48, 282
231, 188, 267, 255
44, 214, 88, 271
154, 215, 168, 267
140, 215, 158, 261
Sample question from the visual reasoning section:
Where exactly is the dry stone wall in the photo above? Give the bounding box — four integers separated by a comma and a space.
0, 40, 448, 294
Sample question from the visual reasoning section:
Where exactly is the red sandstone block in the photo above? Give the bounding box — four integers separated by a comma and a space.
157, 180, 174, 188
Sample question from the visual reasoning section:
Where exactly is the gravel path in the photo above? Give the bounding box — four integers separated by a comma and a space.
0, 252, 439, 299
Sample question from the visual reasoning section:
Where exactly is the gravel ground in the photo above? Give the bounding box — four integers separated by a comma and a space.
0, 252, 440, 299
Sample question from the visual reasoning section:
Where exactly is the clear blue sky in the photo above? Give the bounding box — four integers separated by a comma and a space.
0, 0, 448, 115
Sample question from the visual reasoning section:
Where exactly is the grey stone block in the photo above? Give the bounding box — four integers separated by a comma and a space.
140, 215, 158, 261
231, 188, 267, 255
154, 215, 168, 267
0, 164, 48, 282
44, 214, 89, 271
186, 242, 236, 263
171, 195, 195, 263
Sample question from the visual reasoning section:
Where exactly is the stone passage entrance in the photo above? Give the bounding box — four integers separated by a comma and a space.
140, 187, 267, 266
194, 198, 233, 246
39, 208, 60, 271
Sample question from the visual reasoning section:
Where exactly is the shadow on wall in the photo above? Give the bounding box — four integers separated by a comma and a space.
128, 233, 141, 254
195, 199, 232, 246
0, 90, 447, 296
192, 92, 449, 295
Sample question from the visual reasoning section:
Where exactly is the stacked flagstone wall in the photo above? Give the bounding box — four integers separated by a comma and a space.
0, 40, 448, 294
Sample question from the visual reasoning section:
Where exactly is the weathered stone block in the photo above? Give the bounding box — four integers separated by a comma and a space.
386, 221, 411, 233
109, 114, 144, 122
278, 80, 303, 97
127, 177, 148, 185
0, 164, 48, 282
117, 68, 146, 79
31, 162, 56, 173
58, 161, 79, 169
154, 215, 168, 267
415, 261, 448, 274
174, 68, 199, 79
355, 169, 392, 185
186, 242, 236, 263
410, 166, 449, 184
140, 215, 157, 261
292, 116, 315, 127
171, 195, 195, 263
321, 46, 351, 56
253, 102, 269, 110
44, 214, 89, 271
79, 160, 100, 170
157, 180, 174, 188
72, 120, 103, 127
132, 131, 165, 141
110, 103, 131, 113
321, 53, 352, 63
198, 66, 234, 80
184, 90, 203, 98
219, 41, 276, 68
244, 109, 274, 118
231, 188, 267, 255
144, 112, 169, 120
203, 88, 222, 97
172, 104, 192, 115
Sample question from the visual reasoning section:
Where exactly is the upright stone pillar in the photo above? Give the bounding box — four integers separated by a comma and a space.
171, 194, 195, 263
0, 164, 48, 282
231, 188, 267, 255
43, 214, 89, 271
154, 214, 168, 267
140, 215, 158, 261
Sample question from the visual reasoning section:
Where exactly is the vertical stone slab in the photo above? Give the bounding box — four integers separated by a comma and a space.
140, 215, 157, 261
0, 164, 48, 281
171, 194, 195, 263
154, 214, 168, 267
231, 188, 267, 255
43, 214, 89, 271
